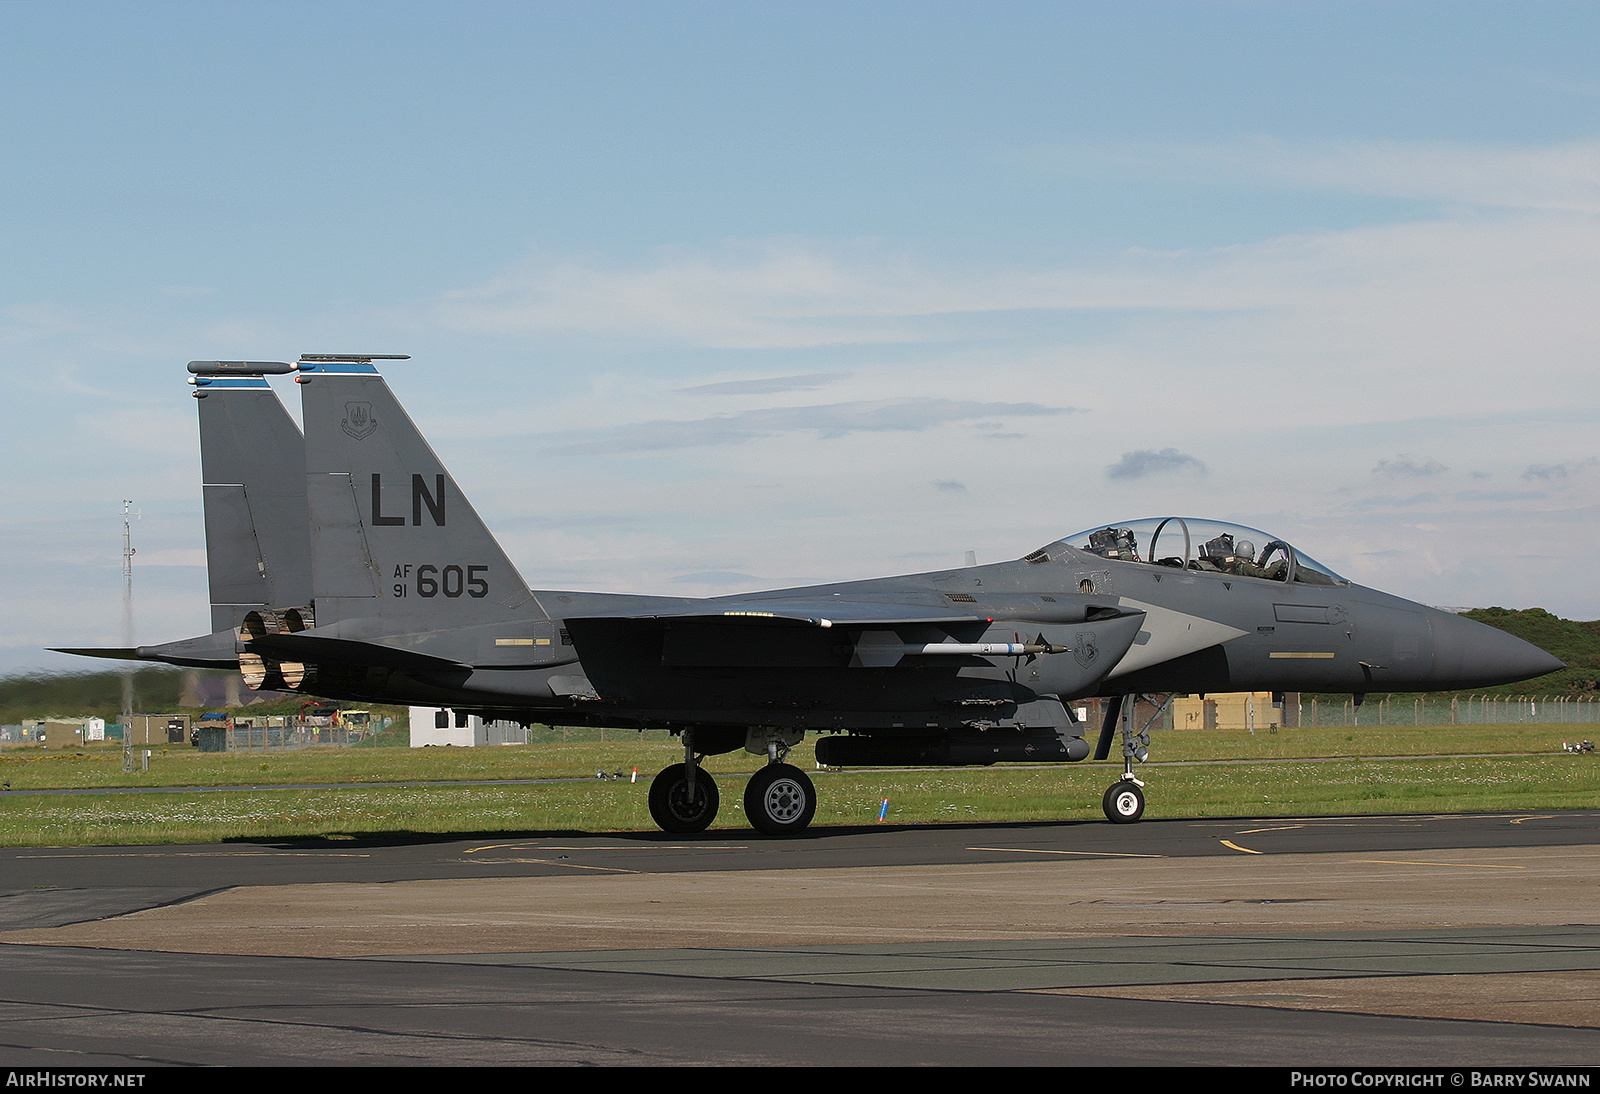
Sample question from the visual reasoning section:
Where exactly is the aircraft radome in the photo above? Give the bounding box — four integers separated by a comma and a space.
57, 355, 1565, 836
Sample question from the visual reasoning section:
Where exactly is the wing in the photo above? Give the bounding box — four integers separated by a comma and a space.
563, 596, 1145, 678
567, 596, 987, 629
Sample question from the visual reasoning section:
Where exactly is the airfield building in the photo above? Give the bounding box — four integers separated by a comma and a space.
409, 706, 528, 747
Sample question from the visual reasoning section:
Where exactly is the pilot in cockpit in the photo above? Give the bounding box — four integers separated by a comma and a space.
1087, 526, 1139, 561
1201, 533, 1271, 578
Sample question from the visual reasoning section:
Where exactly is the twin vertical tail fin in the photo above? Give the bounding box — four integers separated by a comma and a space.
190, 361, 313, 687
295, 355, 542, 637
65, 355, 540, 685
190, 362, 312, 633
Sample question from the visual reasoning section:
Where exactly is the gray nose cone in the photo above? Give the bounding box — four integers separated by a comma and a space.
1430, 612, 1565, 689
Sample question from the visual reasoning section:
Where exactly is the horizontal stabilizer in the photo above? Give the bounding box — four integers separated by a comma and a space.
50, 646, 140, 662
52, 628, 241, 670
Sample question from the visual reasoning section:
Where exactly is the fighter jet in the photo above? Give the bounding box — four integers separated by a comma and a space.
58, 355, 1564, 835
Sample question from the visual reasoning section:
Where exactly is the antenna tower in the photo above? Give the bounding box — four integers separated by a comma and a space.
121, 500, 137, 770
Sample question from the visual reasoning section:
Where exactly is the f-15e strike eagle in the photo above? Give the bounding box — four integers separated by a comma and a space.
58, 355, 1564, 835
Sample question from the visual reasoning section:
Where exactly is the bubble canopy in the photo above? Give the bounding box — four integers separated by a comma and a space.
1052, 518, 1347, 587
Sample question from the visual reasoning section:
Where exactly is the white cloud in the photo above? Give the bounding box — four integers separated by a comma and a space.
1253, 138, 1600, 214
538, 397, 1075, 455
434, 240, 975, 349
432, 179, 1600, 427
0, 302, 83, 346
676, 372, 851, 396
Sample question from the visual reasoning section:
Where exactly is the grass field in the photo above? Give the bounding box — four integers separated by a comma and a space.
0, 722, 1596, 846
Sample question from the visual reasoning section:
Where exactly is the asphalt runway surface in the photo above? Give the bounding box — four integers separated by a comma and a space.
3, 810, 1600, 1066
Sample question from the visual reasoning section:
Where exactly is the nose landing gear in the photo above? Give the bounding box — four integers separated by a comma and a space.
1096, 694, 1169, 824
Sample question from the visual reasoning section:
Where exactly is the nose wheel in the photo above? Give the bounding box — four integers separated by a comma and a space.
1103, 779, 1145, 823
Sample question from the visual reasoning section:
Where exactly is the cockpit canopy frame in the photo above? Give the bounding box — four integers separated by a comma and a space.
1050, 517, 1346, 587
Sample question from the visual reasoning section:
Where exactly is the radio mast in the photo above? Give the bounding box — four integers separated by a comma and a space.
121, 500, 137, 770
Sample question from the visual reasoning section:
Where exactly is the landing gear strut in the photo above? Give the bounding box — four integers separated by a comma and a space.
648, 730, 720, 833
1098, 694, 1170, 824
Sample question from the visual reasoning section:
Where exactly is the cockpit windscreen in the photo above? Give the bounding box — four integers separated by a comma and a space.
1053, 518, 1346, 586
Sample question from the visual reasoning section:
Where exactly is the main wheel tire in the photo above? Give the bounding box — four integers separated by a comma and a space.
648, 764, 720, 833
744, 763, 817, 837
1103, 780, 1145, 824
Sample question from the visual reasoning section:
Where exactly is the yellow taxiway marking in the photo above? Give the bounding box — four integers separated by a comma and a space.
967, 846, 1166, 858
15, 850, 371, 859
463, 843, 747, 853
466, 858, 643, 873
1353, 858, 1526, 870
1220, 840, 1263, 854
1235, 825, 1305, 835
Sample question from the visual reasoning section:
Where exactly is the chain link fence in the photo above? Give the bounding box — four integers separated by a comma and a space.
1295, 695, 1600, 728
196, 715, 395, 751
214, 723, 362, 749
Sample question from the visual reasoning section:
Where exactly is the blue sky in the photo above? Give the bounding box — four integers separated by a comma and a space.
4, 1, 1599, 673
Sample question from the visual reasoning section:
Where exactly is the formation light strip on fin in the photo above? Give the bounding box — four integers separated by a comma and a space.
188, 375, 272, 390
296, 354, 412, 376
299, 354, 412, 362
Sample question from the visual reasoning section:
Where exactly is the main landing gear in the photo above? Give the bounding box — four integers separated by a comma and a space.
647, 728, 818, 837
744, 763, 817, 836
646, 762, 720, 833
1096, 693, 1170, 824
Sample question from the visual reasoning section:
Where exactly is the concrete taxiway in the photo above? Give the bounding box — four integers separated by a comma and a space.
2, 811, 1599, 1065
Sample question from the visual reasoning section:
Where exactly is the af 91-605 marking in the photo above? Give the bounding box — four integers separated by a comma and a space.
392, 563, 489, 599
